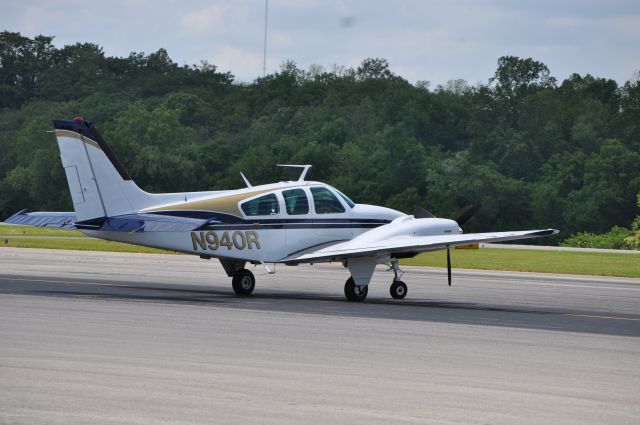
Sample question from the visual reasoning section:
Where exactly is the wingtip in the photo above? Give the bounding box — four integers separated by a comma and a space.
4, 209, 28, 223
528, 229, 560, 238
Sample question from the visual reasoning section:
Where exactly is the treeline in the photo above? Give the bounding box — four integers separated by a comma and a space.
1, 31, 639, 243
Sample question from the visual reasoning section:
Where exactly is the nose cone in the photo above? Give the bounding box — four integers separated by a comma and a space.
415, 218, 462, 236
440, 218, 463, 234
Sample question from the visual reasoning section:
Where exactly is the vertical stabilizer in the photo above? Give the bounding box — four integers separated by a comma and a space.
53, 118, 153, 221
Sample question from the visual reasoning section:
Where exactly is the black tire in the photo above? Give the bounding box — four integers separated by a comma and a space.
344, 277, 368, 302
390, 281, 408, 299
232, 269, 255, 295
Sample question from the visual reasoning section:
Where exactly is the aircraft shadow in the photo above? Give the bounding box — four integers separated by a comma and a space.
1, 275, 638, 337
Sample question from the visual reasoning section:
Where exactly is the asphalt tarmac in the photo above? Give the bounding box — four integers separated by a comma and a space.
1, 247, 639, 424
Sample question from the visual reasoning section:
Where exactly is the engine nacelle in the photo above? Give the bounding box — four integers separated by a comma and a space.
351, 215, 461, 245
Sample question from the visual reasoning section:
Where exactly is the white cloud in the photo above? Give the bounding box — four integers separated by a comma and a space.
546, 14, 640, 38
272, 0, 322, 8
181, 5, 227, 35
21, 6, 45, 32
211, 46, 265, 78
270, 32, 294, 49
608, 15, 640, 37
545, 16, 589, 28
1, 0, 638, 84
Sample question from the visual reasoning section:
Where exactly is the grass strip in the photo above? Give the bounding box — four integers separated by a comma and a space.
1, 236, 171, 254
2, 225, 639, 278
0, 224, 86, 237
402, 248, 640, 278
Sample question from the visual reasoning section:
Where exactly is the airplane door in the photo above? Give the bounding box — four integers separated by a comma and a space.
310, 187, 353, 242
238, 193, 285, 260
282, 188, 316, 254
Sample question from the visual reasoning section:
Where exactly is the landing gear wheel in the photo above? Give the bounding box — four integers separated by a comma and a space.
232, 269, 255, 295
344, 277, 368, 302
390, 281, 407, 299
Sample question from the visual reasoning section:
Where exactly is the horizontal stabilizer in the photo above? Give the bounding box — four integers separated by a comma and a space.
4, 211, 77, 229
4, 210, 212, 233
98, 214, 210, 233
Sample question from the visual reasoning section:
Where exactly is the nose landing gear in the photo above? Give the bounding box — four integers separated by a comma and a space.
390, 280, 407, 299
389, 259, 407, 299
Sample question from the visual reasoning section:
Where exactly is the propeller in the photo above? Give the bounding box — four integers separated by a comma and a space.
414, 205, 435, 218
412, 203, 481, 287
414, 203, 481, 225
447, 203, 481, 286
455, 204, 482, 227
412, 203, 482, 287
447, 246, 452, 286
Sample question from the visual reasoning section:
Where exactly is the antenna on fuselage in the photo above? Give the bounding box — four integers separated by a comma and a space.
240, 172, 253, 188
276, 164, 312, 181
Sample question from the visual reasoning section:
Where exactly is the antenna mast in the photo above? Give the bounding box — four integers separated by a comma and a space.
276, 164, 312, 181
262, 0, 268, 77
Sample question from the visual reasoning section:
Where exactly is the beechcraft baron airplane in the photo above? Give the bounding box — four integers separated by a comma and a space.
5, 118, 558, 301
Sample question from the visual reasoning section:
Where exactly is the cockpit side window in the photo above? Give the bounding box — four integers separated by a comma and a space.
241, 193, 280, 216
283, 188, 309, 215
311, 187, 346, 214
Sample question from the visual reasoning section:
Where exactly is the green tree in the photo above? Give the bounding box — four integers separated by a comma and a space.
489, 55, 556, 124
2, 32, 640, 248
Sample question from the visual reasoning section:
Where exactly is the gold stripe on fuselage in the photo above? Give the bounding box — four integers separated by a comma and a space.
54, 127, 308, 218
54, 129, 101, 150
144, 188, 278, 217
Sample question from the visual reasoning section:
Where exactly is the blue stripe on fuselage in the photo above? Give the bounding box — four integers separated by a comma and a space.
147, 210, 391, 230
202, 222, 384, 231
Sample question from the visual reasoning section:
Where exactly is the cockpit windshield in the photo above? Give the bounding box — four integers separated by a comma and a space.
331, 187, 355, 208
311, 187, 345, 214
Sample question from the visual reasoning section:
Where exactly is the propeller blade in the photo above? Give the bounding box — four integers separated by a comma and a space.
455, 204, 481, 227
414, 205, 435, 219
447, 247, 451, 286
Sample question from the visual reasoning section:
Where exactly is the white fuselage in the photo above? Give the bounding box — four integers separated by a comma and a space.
4, 118, 555, 300
83, 181, 406, 263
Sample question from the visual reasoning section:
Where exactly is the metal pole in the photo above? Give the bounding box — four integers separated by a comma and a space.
263, 0, 268, 77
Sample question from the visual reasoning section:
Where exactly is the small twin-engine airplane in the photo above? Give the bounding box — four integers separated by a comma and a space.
5, 118, 558, 301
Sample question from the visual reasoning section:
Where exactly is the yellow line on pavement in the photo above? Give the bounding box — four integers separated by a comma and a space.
562, 313, 640, 321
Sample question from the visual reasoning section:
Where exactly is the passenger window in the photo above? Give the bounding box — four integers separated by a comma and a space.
241, 193, 279, 216
283, 189, 309, 215
311, 187, 345, 214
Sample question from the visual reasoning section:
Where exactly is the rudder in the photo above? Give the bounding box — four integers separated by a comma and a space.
54, 118, 150, 221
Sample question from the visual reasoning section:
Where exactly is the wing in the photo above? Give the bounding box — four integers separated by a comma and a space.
4, 210, 213, 232
4, 210, 77, 229
283, 229, 558, 263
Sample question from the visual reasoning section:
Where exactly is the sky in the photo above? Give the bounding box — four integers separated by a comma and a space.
2, 0, 639, 86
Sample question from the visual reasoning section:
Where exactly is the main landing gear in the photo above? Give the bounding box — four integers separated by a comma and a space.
220, 258, 409, 301
344, 277, 368, 302
343, 259, 408, 302
219, 259, 256, 296
232, 269, 255, 295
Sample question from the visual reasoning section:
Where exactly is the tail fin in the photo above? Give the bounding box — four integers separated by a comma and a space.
54, 118, 155, 221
